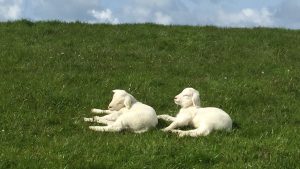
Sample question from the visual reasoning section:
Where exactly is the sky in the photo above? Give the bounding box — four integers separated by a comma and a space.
0, 0, 300, 29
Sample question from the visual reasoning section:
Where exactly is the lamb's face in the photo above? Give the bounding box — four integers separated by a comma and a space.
108, 89, 135, 110
108, 90, 127, 111
174, 88, 200, 108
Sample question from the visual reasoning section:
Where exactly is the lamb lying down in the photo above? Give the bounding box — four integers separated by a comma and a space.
84, 89, 158, 133
158, 88, 232, 137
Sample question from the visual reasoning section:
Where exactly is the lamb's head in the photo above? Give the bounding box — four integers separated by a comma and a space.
108, 89, 137, 111
174, 87, 200, 108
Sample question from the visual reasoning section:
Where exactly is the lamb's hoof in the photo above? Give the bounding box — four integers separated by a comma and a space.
157, 115, 163, 119
134, 129, 148, 134
178, 133, 185, 137
89, 126, 98, 131
161, 128, 170, 132
170, 129, 180, 133
93, 116, 101, 121
170, 130, 185, 137
84, 117, 93, 122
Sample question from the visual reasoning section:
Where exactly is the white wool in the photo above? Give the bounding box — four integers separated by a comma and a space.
158, 87, 232, 137
84, 89, 158, 133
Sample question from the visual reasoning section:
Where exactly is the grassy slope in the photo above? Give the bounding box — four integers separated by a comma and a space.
0, 20, 299, 169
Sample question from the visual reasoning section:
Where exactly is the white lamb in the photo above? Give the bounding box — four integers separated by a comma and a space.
84, 89, 158, 133
158, 87, 232, 137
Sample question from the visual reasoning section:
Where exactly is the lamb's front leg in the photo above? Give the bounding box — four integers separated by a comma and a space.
161, 115, 192, 132
84, 112, 121, 123
162, 120, 189, 132
83, 117, 94, 122
162, 121, 182, 132
171, 127, 211, 137
171, 129, 200, 137
91, 108, 115, 114
84, 116, 112, 124
157, 114, 176, 122
89, 123, 122, 132
101, 112, 123, 121
93, 116, 114, 125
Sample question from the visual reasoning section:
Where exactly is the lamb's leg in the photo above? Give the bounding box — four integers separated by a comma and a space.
162, 122, 180, 131
89, 125, 122, 132
157, 114, 176, 122
161, 114, 192, 132
83, 116, 114, 125
162, 119, 189, 132
93, 116, 114, 125
100, 112, 123, 121
171, 127, 211, 137
91, 108, 115, 114
84, 110, 121, 123
89, 120, 123, 132
134, 128, 149, 134
84, 117, 94, 122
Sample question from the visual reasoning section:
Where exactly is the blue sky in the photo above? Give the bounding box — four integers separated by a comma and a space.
0, 0, 300, 29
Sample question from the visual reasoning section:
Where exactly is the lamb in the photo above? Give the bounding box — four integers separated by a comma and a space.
84, 89, 158, 133
158, 87, 232, 137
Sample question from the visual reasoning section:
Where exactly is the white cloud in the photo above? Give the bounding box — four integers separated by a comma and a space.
130, 8, 151, 22
154, 12, 172, 25
273, 0, 300, 29
24, 0, 101, 21
217, 8, 274, 27
88, 9, 119, 24
121, 6, 151, 23
6, 4, 21, 19
120, 0, 174, 24
0, 0, 22, 20
133, 0, 171, 8
0, 0, 300, 29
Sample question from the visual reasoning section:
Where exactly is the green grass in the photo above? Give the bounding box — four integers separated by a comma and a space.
0, 20, 299, 169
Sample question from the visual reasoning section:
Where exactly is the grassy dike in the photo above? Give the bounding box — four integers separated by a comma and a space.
0, 20, 299, 168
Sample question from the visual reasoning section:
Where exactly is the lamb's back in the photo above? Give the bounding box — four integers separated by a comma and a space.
194, 107, 232, 130
120, 102, 158, 130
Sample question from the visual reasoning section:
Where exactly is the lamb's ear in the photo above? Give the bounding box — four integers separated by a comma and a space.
124, 95, 132, 109
192, 91, 200, 107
